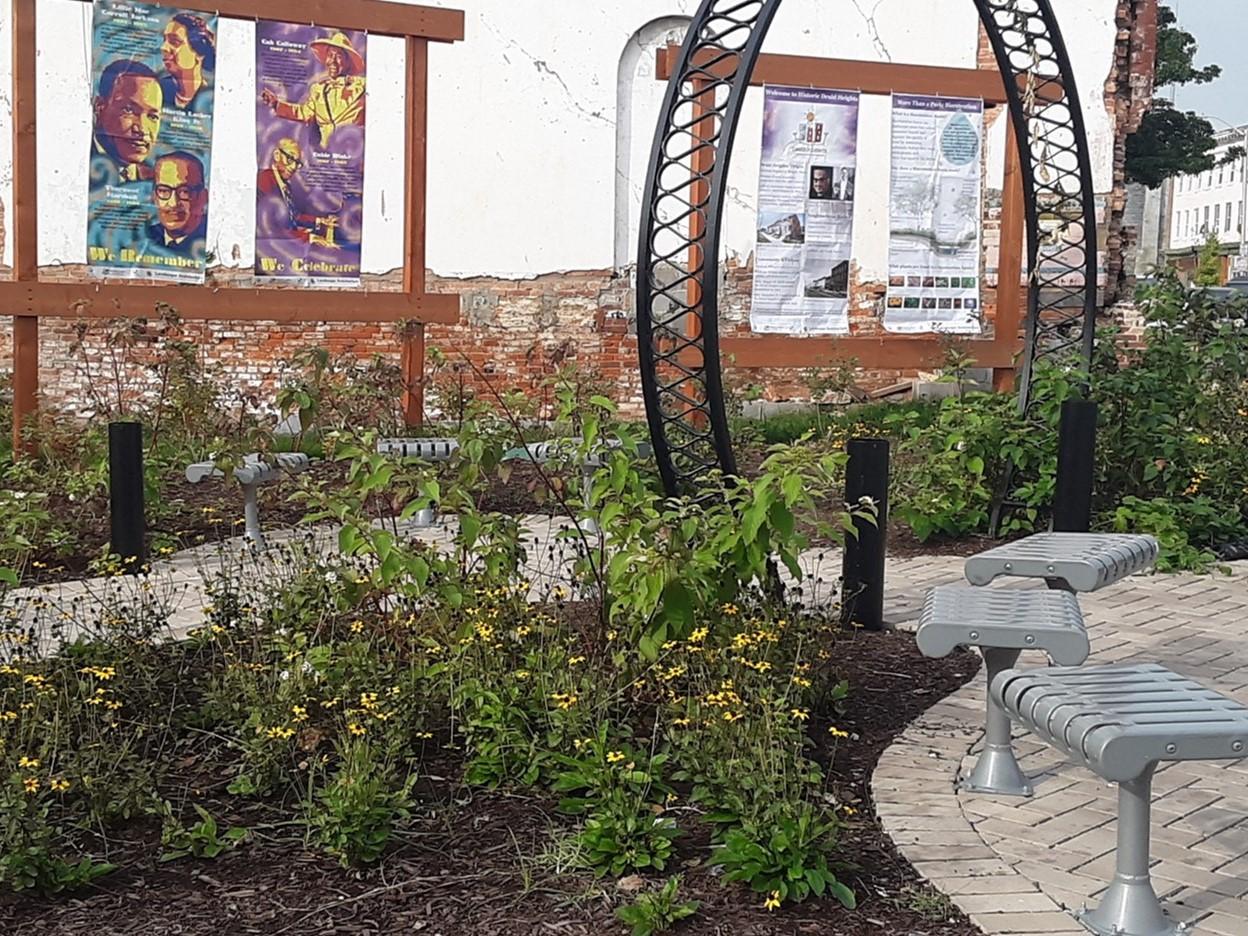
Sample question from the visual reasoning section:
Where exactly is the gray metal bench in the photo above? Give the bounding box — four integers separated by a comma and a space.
185, 452, 312, 548
993, 663, 1248, 936
917, 532, 1159, 796
918, 587, 1087, 796
965, 532, 1159, 593
376, 438, 459, 526
502, 439, 653, 534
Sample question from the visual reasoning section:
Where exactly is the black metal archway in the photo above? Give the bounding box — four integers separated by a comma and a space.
636, 0, 1099, 497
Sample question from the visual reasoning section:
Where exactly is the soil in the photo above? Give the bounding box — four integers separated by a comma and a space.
1, 632, 983, 936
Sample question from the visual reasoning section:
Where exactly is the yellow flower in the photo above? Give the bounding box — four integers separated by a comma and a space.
513, 670, 531, 680
23, 776, 40, 794
347, 722, 367, 736
721, 603, 740, 616
789, 708, 809, 722
415, 731, 434, 740
79, 665, 116, 680
687, 627, 708, 644
828, 726, 849, 739
606, 750, 626, 764
722, 710, 744, 723
839, 804, 858, 816
18, 756, 40, 769
264, 725, 296, 740
0, 711, 16, 722
792, 676, 812, 689
568, 655, 586, 666
50, 777, 71, 793
350, 620, 365, 634
291, 705, 309, 722
763, 890, 781, 911
550, 693, 578, 710
0, 664, 19, 676
671, 717, 692, 728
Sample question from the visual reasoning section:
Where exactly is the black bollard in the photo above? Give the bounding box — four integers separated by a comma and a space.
1053, 399, 1098, 533
109, 422, 146, 573
841, 438, 890, 631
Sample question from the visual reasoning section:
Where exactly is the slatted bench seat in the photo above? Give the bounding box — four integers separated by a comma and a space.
993, 663, 1248, 936
376, 438, 459, 461
185, 452, 312, 549
376, 438, 460, 526
918, 586, 1087, 796
965, 532, 1159, 593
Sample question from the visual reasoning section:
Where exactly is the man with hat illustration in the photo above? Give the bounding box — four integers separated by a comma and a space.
260, 31, 365, 148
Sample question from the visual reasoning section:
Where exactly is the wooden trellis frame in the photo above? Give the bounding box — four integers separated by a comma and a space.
7, 0, 464, 451
655, 44, 1026, 387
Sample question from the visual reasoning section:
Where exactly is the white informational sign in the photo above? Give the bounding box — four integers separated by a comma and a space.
884, 94, 985, 334
749, 85, 860, 335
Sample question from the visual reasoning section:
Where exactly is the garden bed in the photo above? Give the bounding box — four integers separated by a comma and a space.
0, 631, 980, 936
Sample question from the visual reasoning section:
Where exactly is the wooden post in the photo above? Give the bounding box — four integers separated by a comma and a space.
11, 0, 38, 455
401, 36, 430, 428
993, 119, 1026, 392
685, 75, 713, 426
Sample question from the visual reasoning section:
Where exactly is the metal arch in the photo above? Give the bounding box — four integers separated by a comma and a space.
636, 0, 1100, 497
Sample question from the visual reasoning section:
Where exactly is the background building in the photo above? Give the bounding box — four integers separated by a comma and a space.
1162, 126, 1248, 280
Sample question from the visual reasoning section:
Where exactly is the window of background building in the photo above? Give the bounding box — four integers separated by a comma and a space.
1227, 202, 1234, 232
1219, 165, 1225, 185
1205, 205, 1212, 229
1215, 204, 1222, 230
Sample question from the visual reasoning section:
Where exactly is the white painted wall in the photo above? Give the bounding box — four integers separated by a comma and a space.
10, 0, 1121, 281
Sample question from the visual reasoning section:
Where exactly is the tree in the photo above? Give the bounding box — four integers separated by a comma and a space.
1194, 232, 1223, 287
1125, 5, 1241, 189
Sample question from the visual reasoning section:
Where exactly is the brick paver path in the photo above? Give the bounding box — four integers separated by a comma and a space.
875, 555, 1248, 936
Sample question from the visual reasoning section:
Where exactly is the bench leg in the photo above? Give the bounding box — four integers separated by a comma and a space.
1077, 766, 1180, 936
242, 483, 266, 549
961, 647, 1033, 796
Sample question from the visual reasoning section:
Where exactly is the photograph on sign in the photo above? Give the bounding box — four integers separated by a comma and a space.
884, 94, 984, 334
256, 23, 368, 288
750, 85, 860, 336
87, 1, 217, 284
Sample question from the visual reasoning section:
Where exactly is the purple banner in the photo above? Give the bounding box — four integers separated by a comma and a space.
255, 23, 367, 286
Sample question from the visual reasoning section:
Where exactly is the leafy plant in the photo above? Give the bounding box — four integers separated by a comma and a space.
160, 803, 248, 861
616, 876, 700, 936
306, 740, 413, 868
710, 802, 854, 909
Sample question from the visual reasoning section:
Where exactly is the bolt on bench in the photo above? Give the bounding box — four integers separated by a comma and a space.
993, 663, 1248, 936
185, 452, 313, 549
917, 533, 1159, 796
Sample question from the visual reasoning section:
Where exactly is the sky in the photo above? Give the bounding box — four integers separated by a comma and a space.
1166, 0, 1248, 129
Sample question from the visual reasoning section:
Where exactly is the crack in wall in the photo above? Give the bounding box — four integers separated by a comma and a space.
481, 20, 614, 127
848, 0, 893, 62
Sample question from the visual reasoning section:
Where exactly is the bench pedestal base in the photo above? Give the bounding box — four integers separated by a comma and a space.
961, 648, 1033, 797
1075, 769, 1182, 936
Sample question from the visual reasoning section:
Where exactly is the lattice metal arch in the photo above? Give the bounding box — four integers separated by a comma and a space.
636, 0, 1100, 498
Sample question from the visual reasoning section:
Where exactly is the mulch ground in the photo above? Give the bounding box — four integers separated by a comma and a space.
1, 632, 983, 936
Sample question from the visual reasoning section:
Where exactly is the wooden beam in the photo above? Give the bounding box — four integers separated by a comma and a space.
658, 45, 1010, 104
11, 0, 38, 454
992, 119, 1027, 386
0, 283, 460, 324
721, 335, 1017, 370
59, 0, 465, 41
402, 38, 431, 427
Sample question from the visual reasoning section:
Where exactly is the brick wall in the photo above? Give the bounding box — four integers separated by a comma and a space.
0, 5, 1156, 423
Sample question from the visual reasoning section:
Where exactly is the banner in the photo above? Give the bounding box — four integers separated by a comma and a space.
88, 1, 217, 283
884, 94, 984, 334
256, 23, 367, 287
750, 86, 860, 335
